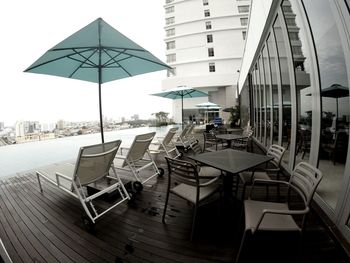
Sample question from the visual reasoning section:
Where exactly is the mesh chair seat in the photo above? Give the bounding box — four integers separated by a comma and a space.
244, 200, 300, 233
171, 183, 220, 204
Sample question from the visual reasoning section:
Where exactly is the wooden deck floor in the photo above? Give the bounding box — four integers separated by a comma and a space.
0, 147, 349, 262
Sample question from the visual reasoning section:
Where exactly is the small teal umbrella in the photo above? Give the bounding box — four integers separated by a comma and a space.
25, 18, 171, 143
151, 86, 208, 125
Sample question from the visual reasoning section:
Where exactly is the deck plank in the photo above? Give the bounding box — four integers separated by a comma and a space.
0, 140, 349, 262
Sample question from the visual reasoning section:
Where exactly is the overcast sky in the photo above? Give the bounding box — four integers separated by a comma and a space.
0, 0, 172, 126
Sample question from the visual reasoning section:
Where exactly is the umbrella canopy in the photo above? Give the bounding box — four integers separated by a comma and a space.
322, 84, 349, 120
150, 86, 207, 125
195, 102, 221, 109
24, 17, 171, 142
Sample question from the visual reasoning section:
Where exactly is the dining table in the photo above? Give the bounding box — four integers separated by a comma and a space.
187, 149, 273, 200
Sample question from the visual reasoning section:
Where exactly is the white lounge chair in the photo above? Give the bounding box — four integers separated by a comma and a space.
151, 127, 182, 159
175, 124, 198, 152
36, 140, 130, 231
114, 132, 164, 192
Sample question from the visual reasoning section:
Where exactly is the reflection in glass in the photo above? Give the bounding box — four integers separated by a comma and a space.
273, 15, 293, 166
282, 0, 312, 164
267, 34, 279, 145
259, 56, 266, 145
240, 81, 250, 128
303, 0, 349, 210
252, 70, 257, 135
263, 46, 272, 147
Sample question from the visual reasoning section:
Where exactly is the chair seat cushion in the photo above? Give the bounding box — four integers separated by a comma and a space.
244, 200, 300, 233
171, 183, 219, 204
198, 166, 221, 178
239, 171, 271, 184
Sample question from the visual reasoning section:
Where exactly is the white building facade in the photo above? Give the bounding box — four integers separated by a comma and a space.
162, 0, 250, 124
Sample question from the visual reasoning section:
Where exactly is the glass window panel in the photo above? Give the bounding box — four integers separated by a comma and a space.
273, 15, 293, 166
252, 70, 258, 132
267, 34, 280, 145
240, 81, 250, 128
303, 0, 349, 211
254, 66, 260, 139
258, 57, 266, 144
282, 0, 313, 165
263, 46, 272, 147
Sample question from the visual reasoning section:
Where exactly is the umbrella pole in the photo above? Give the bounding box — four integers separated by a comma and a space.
99, 83, 105, 143
181, 96, 184, 129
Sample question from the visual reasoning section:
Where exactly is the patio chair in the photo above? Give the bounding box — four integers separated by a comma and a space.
231, 128, 253, 151
151, 127, 182, 159
184, 143, 222, 178
162, 157, 221, 241
203, 131, 219, 151
36, 140, 130, 231
238, 144, 286, 200
235, 162, 322, 262
114, 132, 164, 192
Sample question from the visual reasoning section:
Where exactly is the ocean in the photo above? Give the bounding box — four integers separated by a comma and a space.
0, 126, 174, 178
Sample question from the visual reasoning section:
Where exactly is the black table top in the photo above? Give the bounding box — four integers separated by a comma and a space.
188, 149, 273, 174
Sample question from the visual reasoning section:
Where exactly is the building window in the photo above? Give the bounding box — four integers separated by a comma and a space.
166, 41, 176, 50
165, 6, 174, 13
203, 0, 209, 6
288, 32, 299, 40
285, 18, 296, 26
238, 5, 250, 13
282, 5, 293, 13
209, 63, 215, 72
166, 17, 175, 25
166, 54, 176, 63
242, 31, 247, 40
204, 9, 210, 17
166, 28, 175, 37
207, 34, 213, 43
240, 17, 248, 26
208, 48, 214, 57
167, 67, 176, 77
205, 21, 212, 30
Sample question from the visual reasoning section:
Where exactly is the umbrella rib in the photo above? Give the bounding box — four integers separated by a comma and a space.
25, 47, 98, 71
69, 49, 99, 78
103, 49, 133, 76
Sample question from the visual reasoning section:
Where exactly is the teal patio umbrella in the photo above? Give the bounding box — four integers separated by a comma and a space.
151, 86, 208, 125
25, 18, 171, 143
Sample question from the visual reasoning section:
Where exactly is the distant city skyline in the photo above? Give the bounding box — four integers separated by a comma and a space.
0, 0, 172, 127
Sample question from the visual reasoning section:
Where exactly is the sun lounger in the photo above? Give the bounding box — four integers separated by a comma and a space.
114, 132, 164, 192
36, 140, 130, 231
175, 124, 198, 152
151, 127, 182, 159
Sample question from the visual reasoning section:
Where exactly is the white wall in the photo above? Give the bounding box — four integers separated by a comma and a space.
238, 0, 273, 90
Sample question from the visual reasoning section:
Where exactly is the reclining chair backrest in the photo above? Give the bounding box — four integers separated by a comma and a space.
74, 140, 121, 186
125, 132, 156, 164
162, 127, 179, 147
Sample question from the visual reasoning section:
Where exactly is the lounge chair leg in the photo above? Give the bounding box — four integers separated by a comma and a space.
162, 191, 170, 223
36, 173, 43, 192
